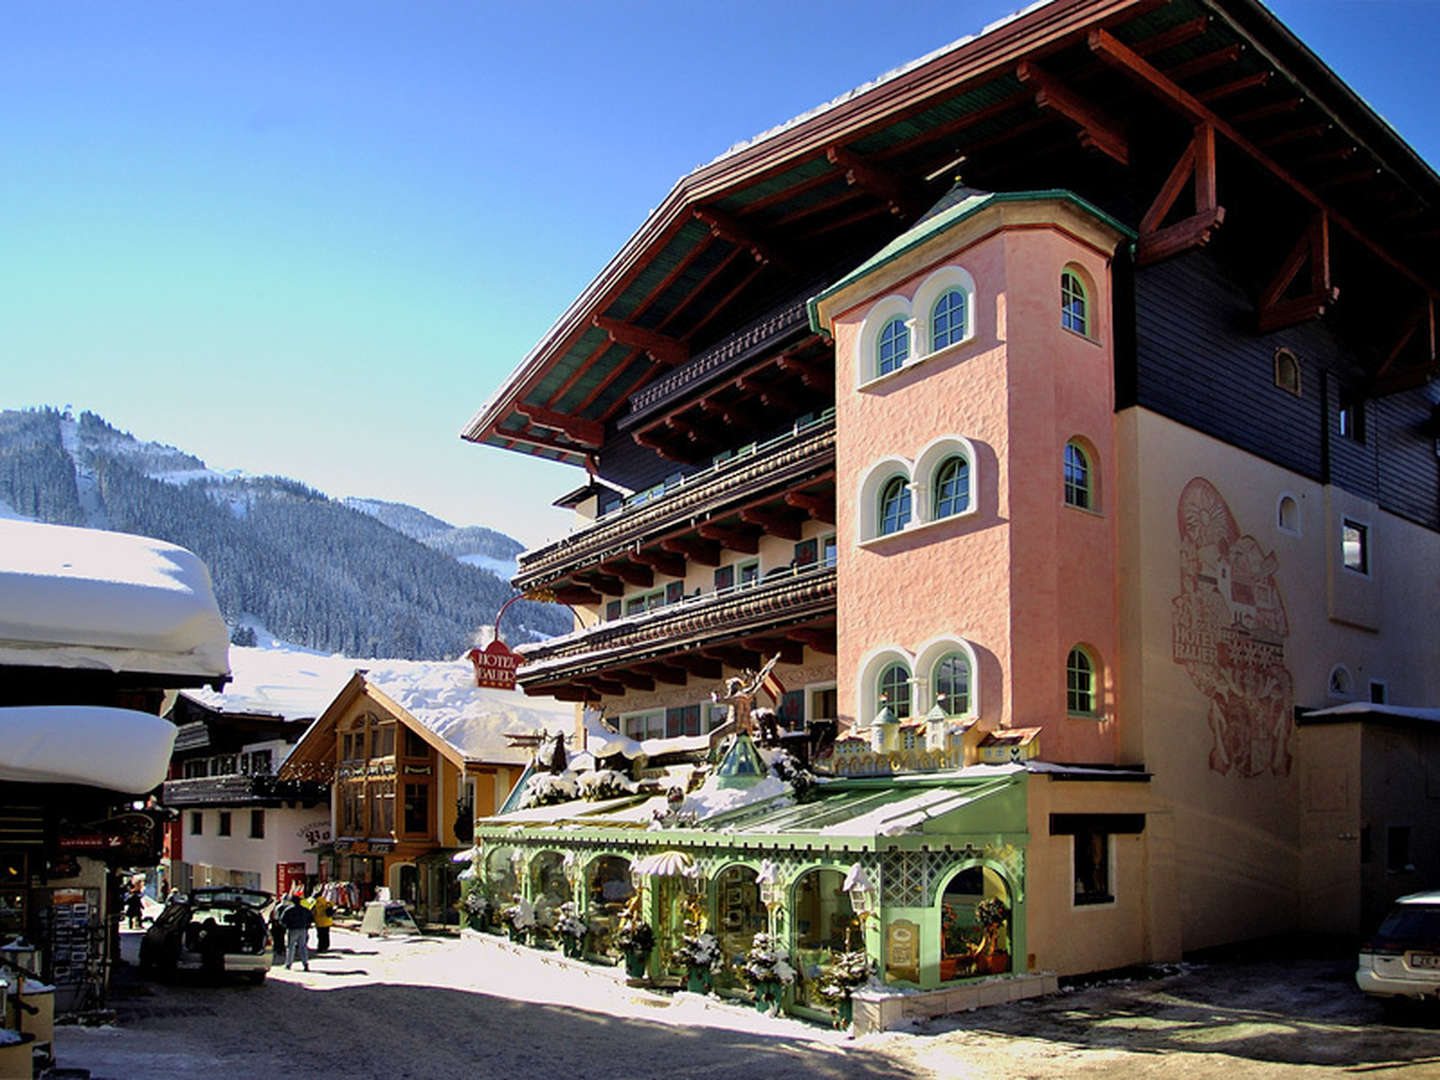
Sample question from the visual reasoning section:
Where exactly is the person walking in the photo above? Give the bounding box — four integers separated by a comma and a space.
124, 881, 144, 930
279, 889, 314, 971
308, 887, 333, 953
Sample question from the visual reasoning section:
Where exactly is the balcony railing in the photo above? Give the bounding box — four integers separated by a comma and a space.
162, 775, 330, 806
516, 562, 836, 686
515, 411, 835, 589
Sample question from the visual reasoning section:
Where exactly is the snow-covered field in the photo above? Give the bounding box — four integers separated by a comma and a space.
52, 927, 1440, 1080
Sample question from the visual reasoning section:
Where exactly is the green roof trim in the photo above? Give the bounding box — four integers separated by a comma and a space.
807, 188, 1137, 333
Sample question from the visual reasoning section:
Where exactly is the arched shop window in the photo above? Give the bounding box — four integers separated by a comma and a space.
791, 868, 856, 1011
878, 660, 912, 720
937, 864, 1012, 980
530, 851, 571, 942
713, 865, 767, 993
586, 855, 634, 960
484, 846, 518, 902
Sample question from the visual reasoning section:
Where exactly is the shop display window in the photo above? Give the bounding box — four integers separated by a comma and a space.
713, 865, 766, 993
791, 868, 855, 1010
585, 856, 634, 960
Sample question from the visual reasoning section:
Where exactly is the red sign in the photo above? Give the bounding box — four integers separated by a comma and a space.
276, 861, 307, 898
467, 640, 519, 691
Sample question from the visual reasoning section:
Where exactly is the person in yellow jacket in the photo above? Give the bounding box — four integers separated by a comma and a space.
306, 887, 334, 953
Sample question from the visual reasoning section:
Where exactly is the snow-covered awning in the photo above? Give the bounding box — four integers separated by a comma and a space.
0, 519, 229, 682
0, 705, 178, 792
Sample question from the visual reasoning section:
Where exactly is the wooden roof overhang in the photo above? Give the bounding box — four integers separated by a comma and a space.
513, 416, 835, 596
463, 0, 1440, 467
515, 568, 837, 703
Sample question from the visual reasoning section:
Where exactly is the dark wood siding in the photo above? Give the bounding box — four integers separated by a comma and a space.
1133, 250, 1440, 530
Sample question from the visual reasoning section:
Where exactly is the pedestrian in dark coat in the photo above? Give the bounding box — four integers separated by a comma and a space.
280, 891, 314, 971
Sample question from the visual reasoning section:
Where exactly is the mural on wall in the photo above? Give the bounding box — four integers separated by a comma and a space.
1171, 477, 1294, 777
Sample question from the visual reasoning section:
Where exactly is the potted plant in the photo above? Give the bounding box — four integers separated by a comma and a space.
499, 894, 536, 944
940, 905, 977, 980
974, 896, 1010, 974
673, 928, 721, 994
740, 932, 795, 1015
461, 887, 491, 932
555, 901, 588, 959
614, 915, 655, 979
816, 945, 871, 1029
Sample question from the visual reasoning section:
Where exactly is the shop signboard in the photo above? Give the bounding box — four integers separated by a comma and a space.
467, 640, 518, 691
276, 861, 307, 897
56, 811, 162, 865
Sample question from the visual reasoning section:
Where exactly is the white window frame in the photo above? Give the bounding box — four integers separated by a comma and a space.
913, 434, 978, 528
912, 264, 977, 358
856, 294, 913, 387
855, 644, 915, 726
619, 709, 665, 741
913, 635, 980, 719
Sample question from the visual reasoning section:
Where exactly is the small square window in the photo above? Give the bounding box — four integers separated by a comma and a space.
1342, 519, 1369, 575
1370, 681, 1388, 705
714, 565, 735, 592
738, 560, 760, 588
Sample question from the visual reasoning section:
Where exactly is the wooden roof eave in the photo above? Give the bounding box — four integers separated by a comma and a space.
276, 671, 366, 779
459, 0, 1152, 453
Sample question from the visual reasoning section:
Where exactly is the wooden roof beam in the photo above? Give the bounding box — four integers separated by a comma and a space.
1088, 28, 1440, 302
1257, 212, 1340, 333
825, 146, 920, 218
1015, 61, 1128, 165
742, 638, 804, 667
593, 315, 688, 367
1377, 299, 1436, 378
551, 585, 602, 607
790, 627, 837, 655
611, 670, 657, 693
661, 536, 721, 567
697, 521, 761, 554
601, 560, 653, 589
738, 507, 802, 541
702, 645, 762, 672
672, 654, 722, 679
1231, 97, 1303, 127
525, 683, 592, 702
636, 662, 689, 686
736, 374, 798, 412
784, 491, 836, 524
1164, 43, 1243, 82
514, 403, 603, 448
1137, 123, 1225, 266
575, 571, 625, 598
1131, 15, 1209, 57
494, 427, 590, 459
632, 549, 687, 579
693, 207, 790, 270
777, 353, 833, 390
1257, 123, 1331, 151
580, 676, 627, 698
1195, 70, 1271, 105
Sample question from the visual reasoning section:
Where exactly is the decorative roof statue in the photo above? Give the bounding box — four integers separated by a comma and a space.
710, 653, 781, 736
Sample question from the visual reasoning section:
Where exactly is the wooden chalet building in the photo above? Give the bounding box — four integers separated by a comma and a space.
460, 0, 1440, 1024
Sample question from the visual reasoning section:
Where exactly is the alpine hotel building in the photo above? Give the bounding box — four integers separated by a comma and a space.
460, 0, 1440, 1024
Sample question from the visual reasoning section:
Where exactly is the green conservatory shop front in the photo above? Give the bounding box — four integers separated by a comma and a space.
470, 767, 1048, 1022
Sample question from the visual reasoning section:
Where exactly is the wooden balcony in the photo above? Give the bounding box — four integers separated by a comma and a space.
515, 412, 835, 595
516, 563, 836, 700
162, 775, 330, 807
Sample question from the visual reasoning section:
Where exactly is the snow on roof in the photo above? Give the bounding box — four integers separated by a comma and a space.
0, 519, 229, 681
364, 659, 575, 766
0, 705, 177, 792
1300, 702, 1440, 724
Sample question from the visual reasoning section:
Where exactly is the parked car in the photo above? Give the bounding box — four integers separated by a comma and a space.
139, 886, 273, 984
1356, 891, 1440, 1004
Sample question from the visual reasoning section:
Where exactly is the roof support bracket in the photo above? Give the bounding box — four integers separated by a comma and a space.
825, 146, 920, 218
1137, 123, 1226, 266
593, 315, 688, 367
1015, 61, 1128, 165
1256, 212, 1340, 333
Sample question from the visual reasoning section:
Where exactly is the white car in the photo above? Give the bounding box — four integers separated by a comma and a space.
1356, 891, 1440, 1004
139, 887, 273, 984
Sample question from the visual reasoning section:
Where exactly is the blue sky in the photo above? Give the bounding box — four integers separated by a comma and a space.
3, 1, 1436, 547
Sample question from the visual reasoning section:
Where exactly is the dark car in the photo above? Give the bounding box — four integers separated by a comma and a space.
1356, 891, 1440, 1004
139, 886, 273, 984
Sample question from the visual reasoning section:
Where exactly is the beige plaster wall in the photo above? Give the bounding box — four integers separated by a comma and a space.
1120, 408, 1440, 951
1296, 722, 1362, 933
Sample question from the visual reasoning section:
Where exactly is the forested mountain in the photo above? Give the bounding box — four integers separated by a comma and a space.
0, 407, 569, 658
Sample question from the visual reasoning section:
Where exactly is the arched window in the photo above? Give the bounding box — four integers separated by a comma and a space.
1066, 647, 1097, 715
931, 289, 968, 351
932, 455, 970, 519
1064, 442, 1091, 510
877, 316, 909, 376
1061, 270, 1088, 336
1328, 664, 1353, 699
878, 476, 911, 536
878, 661, 911, 719
933, 652, 971, 716
1277, 494, 1300, 534
1273, 348, 1301, 396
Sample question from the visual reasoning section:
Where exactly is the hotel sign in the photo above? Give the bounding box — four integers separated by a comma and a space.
468, 640, 519, 691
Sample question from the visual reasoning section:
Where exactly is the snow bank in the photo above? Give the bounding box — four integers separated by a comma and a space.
0, 705, 177, 791
0, 519, 229, 680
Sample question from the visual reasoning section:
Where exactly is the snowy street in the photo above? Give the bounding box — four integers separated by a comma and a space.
52, 929, 1440, 1079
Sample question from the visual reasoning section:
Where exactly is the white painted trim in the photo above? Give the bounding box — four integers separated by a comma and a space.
913, 433, 979, 525
854, 644, 914, 726
913, 635, 980, 719
855, 455, 913, 543
857, 293, 913, 386
913, 263, 977, 355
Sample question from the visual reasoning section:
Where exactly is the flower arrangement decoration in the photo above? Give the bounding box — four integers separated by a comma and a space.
499, 894, 536, 932
941, 905, 973, 959
463, 890, 490, 919
816, 947, 872, 1003
613, 916, 654, 955
974, 896, 1009, 954
672, 930, 721, 971
740, 932, 796, 986
555, 901, 588, 942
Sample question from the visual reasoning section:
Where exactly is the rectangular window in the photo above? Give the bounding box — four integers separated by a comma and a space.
342, 782, 364, 835
370, 780, 395, 836
778, 689, 806, 730
793, 539, 818, 569
403, 783, 428, 835
626, 597, 646, 616
822, 535, 837, 567
249, 810, 265, 839
1073, 828, 1112, 905
217, 811, 232, 837
1370, 681, 1388, 705
372, 724, 396, 759
623, 712, 665, 741
1387, 825, 1412, 873
214, 754, 238, 776
810, 685, 837, 721
403, 728, 428, 759
646, 590, 665, 611
665, 704, 701, 738
665, 581, 684, 604
713, 565, 735, 592
1342, 519, 1369, 574
190, 812, 203, 836
739, 560, 760, 588
249, 749, 273, 775
183, 759, 208, 779
1339, 392, 1366, 443
606, 600, 622, 621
